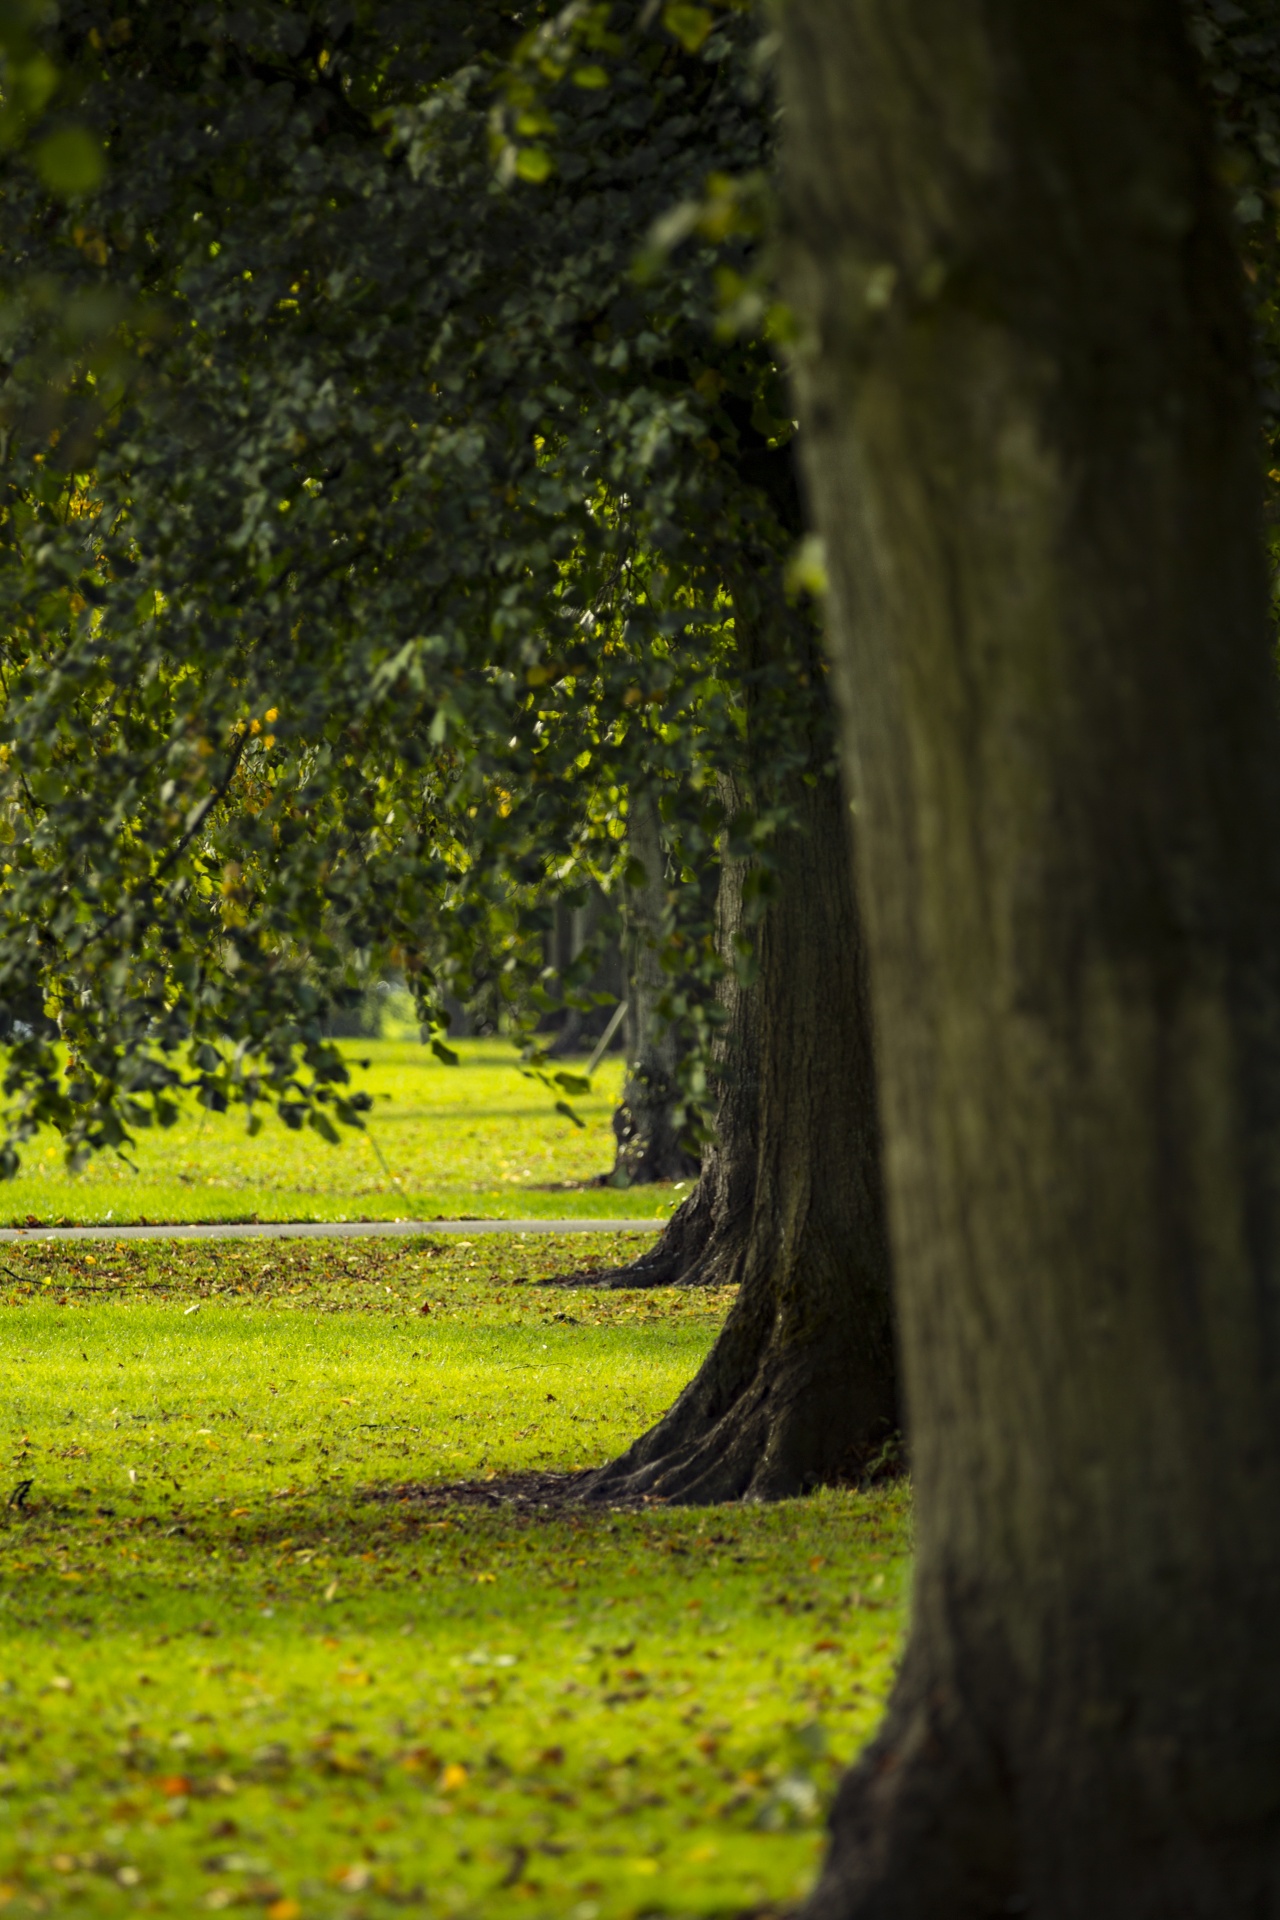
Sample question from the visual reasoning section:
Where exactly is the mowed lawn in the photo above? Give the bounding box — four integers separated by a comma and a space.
2, 1042, 686, 1228
0, 1235, 910, 1919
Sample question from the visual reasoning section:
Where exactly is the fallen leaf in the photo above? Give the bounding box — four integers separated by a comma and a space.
330, 1865, 370, 1892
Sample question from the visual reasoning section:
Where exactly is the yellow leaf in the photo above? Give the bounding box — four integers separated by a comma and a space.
439, 1762, 468, 1792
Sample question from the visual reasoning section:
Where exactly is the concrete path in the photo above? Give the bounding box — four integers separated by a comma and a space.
0, 1218, 664, 1245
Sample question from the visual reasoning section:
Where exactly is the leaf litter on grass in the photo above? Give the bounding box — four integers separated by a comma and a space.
0, 1235, 909, 1918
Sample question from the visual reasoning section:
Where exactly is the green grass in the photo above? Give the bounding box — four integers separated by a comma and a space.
0, 1236, 910, 1919
5, 1042, 688, 1228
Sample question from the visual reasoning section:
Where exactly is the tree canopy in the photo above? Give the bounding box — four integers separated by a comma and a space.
0, 0, 822, 1172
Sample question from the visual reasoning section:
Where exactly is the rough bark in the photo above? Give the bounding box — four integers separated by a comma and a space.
782, 1, 1280, 1912
605, 787, 701, 1186
580, 699, 899, 1503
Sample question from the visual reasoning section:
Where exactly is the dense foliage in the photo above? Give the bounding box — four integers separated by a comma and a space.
0, 1, 822, 1170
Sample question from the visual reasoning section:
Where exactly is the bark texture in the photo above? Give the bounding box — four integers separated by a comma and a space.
581, 699, 899, 1502
782, 1, 1280, 1913
607, 787, 701, 1186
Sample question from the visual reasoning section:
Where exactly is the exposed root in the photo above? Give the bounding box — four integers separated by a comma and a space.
542, 1174, 745, 1290
577, 1260, 898, 1506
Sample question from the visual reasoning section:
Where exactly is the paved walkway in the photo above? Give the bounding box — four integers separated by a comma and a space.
0, 1218, 664, 1245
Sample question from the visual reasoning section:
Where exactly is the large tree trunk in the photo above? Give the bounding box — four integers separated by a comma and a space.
581, 670, 899, 1502
782, 0, 1280, 1912
605, 786, 701, 1186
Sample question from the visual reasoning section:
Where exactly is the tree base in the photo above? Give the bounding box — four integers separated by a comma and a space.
578, 1205, 899, 1504
603, 1070, 701, 1187
558, 1166, 738, 1289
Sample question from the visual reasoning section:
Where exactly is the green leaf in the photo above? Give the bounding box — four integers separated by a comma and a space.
553, 1071, 590, 1095
34, 124, 105, 196
431, 1038, 460, 1067
785, 534, 828, 600
12, 54, 58, 119
571, 65, 609, 89
662, 5, 713, 54
554, 1099, 585, 1128
514, 146, 553, 184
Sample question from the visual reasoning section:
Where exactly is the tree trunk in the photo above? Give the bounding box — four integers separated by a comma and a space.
606, 787, 701, 1185
782, 1, 1280, 1911
581, 704, 899, 1502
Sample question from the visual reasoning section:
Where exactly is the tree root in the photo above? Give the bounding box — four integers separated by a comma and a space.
549, 1169, 741, 1290
577, 1256, 898, 1504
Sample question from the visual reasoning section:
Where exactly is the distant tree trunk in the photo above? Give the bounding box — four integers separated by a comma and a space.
543, 891, 624, 1059
782, 0, 1280, 1911
605, 787, 701, 1186
583, 750, 898, 1502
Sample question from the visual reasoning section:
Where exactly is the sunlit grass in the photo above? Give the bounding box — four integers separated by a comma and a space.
0, 1237, 909, 1919
4, 1042, 688, 1228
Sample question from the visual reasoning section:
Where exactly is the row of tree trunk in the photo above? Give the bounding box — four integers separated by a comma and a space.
572, 1, 1280, 1912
